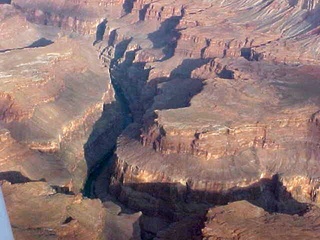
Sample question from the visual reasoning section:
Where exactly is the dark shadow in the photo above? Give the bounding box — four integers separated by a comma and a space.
84, 103, 123, 170
86, 39, 212, 200
142, 77, 204, 121
122, 0, 135, 14
98, 33, 127, 61
107, 28, 117, 47
83, 39, 138, 198
107, 173, 310, 239
0, 38, 54, 53
51, 185, 74, 195
241, 47, 264, 61
0, 171, 32, 184
139, 58, 212, 147
148, 16, 183, 60
109, 39, 149, 123
140, 214, 170, 239
147, 214, 204, 240
217, 66, 234, 79
148, 16, 181, 48
155, 78, 204, 110
139, 4, 150, 21
62, 216, 74, 225
241, 47, 252, 60
114, 37, 132, 59
93, 19, 108, 46
83, 101, 129, 198
200, 39, 210, 59
27, 38, 54, 48
0, 0, 11, 4
288, 0, 299, 7
112, 174, 309, 219
170, 58, 211, 78
141, 58, 210, 114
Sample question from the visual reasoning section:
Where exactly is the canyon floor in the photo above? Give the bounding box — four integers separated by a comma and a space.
1, 0, 320, 239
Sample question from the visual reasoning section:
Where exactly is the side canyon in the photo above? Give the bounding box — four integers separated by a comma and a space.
1, 0, 320, 239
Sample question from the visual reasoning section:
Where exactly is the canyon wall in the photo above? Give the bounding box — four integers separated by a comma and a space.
0, 4, 120, 192
2, 0, 320, 239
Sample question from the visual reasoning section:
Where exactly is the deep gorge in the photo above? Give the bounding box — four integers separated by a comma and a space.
81, 21, 315, 239
2, 0, 320, 239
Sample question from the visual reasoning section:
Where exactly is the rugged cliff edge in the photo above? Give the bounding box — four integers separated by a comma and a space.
202, 200, 320, 240
1, 0, 320, 239
0, 23, 115, 192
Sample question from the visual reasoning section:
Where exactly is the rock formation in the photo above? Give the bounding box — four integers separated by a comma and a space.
1, 0, 320, 239
0, 3, 121, 192
202, 200, 320, 240
2, 181, 141, 239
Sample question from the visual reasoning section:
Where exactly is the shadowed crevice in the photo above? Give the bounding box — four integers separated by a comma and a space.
27, 38, 54, 48
62, 216, 74, 225
0, 38, 54, 53
148, 16, 183, 60
122, 0, 135, 14
218, 66, 234, 79
111, 174, 310, 218
241, 47, 264, 61
107, 29, 118, 47
114, 37, 132, 60
0, 0, 11, 4
0, 171, 32, 184
51, 185, 74, 195
170, 58, 211, 78
139, 4, 150, 21
107, 172, 310, 239
93, 19, 108, 46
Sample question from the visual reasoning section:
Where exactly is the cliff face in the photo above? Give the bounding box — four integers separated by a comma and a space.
202, 200, 320, 240
96, 0, 320, 211
0, 4, 117, 192
2, 0, 320, 239
142, 60, 320, 178
11, 0, 106, 34
2, 181, 141, 240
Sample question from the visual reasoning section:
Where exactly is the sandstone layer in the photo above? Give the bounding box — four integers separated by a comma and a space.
2, 181, 141, 240
0, 4, 118, 192
1, 0, 320, 239
202, 201, 320, 240
90, 0, 320, 213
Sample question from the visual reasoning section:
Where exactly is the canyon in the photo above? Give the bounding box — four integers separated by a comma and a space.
1, 0, 320, 239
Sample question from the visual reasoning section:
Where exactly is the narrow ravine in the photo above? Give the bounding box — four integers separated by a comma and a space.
83, 59, 133, 198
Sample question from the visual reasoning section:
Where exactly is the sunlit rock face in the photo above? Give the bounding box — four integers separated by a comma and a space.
104, 0, 320, 211
137, 59, 320, 200
1, 0, 320, 239
11, 0, 105, 34
0, 4, 116, 192
2, 181, 141, 240
202, 200, 320, 240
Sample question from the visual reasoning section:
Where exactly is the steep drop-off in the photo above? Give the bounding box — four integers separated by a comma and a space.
2, 0, 320, 239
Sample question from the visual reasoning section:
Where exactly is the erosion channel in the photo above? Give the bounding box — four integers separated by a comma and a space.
83, 49, 133, 198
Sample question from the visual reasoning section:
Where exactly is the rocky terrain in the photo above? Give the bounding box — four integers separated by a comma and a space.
202, 200, 320, 240
2, 180, 141, 239
1, 0, 320, 239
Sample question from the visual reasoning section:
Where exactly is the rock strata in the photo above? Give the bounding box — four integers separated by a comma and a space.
0, 4, 117, 192
2, 0, 320, 239
2, 181, 141, 240
202, 201, 320, 240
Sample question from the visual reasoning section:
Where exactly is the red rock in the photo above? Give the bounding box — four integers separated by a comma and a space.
202, 201, 320, 240
2, 0, 320, 239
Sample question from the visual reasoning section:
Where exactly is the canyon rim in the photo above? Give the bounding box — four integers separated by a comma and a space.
1, 0, 320, 239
